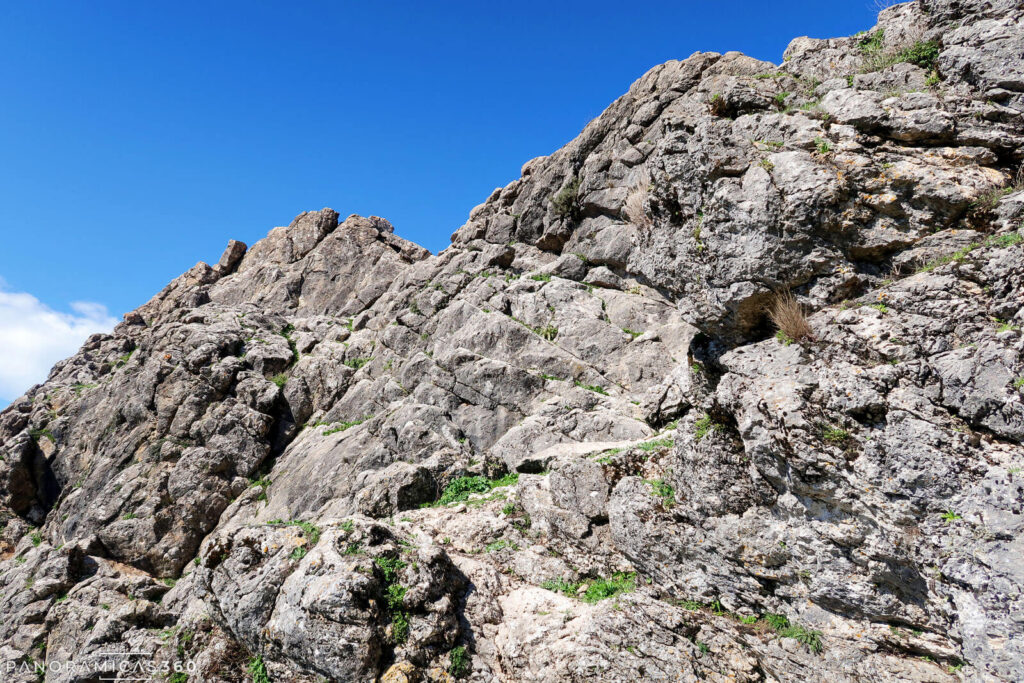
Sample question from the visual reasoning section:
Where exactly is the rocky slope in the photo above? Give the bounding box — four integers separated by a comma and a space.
2, 1, 1023, 681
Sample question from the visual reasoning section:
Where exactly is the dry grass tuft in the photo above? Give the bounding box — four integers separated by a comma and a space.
623, 168, 652, 228
769, 291, 814, 343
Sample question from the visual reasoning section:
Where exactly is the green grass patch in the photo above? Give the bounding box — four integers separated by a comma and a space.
822, 426, 850, 444
424, 473, 519, 508
574, 381, 609, 396
541, 572, 636, 603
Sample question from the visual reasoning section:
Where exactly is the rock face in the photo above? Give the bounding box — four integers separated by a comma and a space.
2, 1, 1023, 680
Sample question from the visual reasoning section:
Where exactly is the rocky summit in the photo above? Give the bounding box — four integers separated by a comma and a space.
2, 1, 1024, 681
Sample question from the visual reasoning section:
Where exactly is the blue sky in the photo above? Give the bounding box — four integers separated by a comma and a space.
0, 0, 881, 401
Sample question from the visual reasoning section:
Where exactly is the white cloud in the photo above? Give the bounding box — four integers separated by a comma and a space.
0, 279, 118, 403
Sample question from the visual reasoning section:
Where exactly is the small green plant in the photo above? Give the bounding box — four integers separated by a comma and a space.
168, 673, 189, 683
870, 302, 889, 314
759, 158, 775, 172
941, 511, 962, 523
485, 539, 519, 553
530, 273, 552, 282
1013, 377, 1024, 390
30, 532, 42, 547
773, 91, 790, 106
897, 40, 940, 69
270, 373, 287, 388
289, 546, 307, 560
344, 357, 373, 370
247, 654, 270, 683
250, 475, 272, 502
551, 176, 581, 219
322, 415, 371, 435
925, 72, 940, 87
448, 645, 470, 678
814, 137, 832, 155
574, 381, 608, 396
858, 30, 884, 54
779, 624, 824, 653
122, 512, 138, 520
638, 437, 674, 452
694, 414, 718, 441
645, 479, 676, 508
537, 325, 558, 341
775, 330, 794, 346
28, 428, 55, 443
822, 426, 850, 444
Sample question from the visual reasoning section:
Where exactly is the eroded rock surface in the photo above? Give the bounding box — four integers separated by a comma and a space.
2, 1, 1023, 680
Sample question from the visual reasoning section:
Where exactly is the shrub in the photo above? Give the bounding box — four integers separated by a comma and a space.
897, 40, 940, 69
551, 176, 581, 219
769, 291, 814, 343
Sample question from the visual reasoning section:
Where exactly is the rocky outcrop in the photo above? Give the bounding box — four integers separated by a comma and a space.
2, 1, 1023, 680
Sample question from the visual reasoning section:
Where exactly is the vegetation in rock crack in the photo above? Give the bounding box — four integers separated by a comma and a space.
551, 176, 581, 219
769, 291, 813, 343
448, 645, 470, 678
694, 414, 720, 441
822, 426, 850, 444
645, 478, 676, 508
322, 415, 371, 435
270, 373, 288, 388
623, 168, 652, 228
247, 655, 270, 683
574, 380, 609, 395
344, 356, 373, 370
